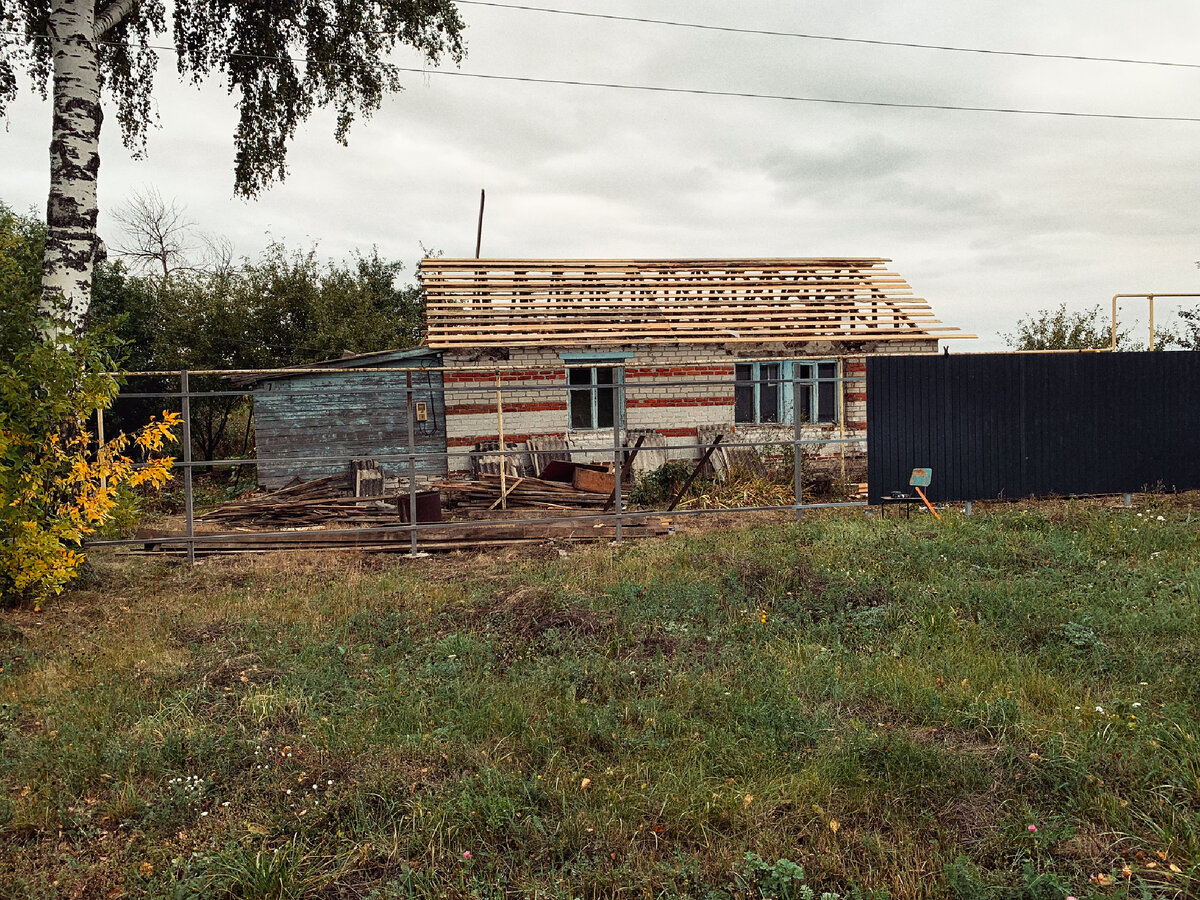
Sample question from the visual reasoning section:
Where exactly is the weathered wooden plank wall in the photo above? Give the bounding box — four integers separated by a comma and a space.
254, 363, 447, 489
867, 351, 1200, 503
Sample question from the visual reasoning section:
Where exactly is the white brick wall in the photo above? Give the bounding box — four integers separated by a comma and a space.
441, 340, 937, 474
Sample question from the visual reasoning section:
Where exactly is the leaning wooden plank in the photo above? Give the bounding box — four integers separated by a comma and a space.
488, 477, 525, 511
667, 434, 724, 511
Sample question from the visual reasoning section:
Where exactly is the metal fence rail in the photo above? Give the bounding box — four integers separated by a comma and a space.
92, 364, 877, 561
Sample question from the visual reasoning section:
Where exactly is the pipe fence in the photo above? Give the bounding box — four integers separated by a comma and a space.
89, 361, 878, 563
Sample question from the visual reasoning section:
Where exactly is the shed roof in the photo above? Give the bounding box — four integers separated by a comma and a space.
420, 258, 968, 349
237, 347, 440, 386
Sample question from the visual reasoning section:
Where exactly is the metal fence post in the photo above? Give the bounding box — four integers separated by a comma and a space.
612, 380, 623, 543
180, 369, 195, 564
792, 369, 803, 523
406, 371, 418, 555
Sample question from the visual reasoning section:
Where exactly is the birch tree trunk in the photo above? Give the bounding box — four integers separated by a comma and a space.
39, 0, 103, 340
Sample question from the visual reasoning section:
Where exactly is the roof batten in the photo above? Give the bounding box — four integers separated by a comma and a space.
420, 258, 964, 348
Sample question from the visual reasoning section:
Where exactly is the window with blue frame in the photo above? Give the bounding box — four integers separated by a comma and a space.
568, 364, 620, 430
734, 360, 838, 425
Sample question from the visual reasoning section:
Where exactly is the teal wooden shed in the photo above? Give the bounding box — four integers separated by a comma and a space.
251, 348, 446, 489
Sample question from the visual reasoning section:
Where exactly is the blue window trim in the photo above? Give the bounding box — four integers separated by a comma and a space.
792, 360, 840, 425
735, 359, 840, 425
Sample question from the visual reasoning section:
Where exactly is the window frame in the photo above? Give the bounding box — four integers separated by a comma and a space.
562, 353, 628, 431
792, 359, 840, 425
733, 359, 840, 425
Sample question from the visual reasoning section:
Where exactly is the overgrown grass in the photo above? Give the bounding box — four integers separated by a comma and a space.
3, 496, 1200, 898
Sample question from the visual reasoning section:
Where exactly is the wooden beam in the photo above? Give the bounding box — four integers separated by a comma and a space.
667, 433, 724, 512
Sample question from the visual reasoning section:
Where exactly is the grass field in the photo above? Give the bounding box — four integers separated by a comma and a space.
2, 497, 1200, 899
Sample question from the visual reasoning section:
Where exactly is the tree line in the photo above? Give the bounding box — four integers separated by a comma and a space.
2, 196, 428, 460
1002, 303, 1199, 351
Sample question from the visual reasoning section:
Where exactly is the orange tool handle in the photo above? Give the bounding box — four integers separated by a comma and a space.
912, 484, 941, 520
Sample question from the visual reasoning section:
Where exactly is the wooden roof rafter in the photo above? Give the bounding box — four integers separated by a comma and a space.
420, 258, 971, 348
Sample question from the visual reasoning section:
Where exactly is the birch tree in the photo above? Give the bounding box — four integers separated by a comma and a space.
0, 0, 465, 340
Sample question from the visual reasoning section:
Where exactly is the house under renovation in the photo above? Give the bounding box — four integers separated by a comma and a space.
419, 257, 968, 477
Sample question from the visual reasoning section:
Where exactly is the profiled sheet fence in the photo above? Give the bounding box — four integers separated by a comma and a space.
866, 351, 1200, 504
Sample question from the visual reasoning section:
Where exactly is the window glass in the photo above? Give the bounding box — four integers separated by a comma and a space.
818, 380, 836, 422
818, 362, 837, 422
796, 363, 813, 422
596, 384, 615, 428
760, 363, 780, 423
734, 364, 754, 422
570, 388, 593, 429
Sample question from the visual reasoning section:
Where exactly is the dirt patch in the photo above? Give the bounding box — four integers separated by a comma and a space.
780, 560, 833, 600
176, 617, 237, 646
1055, 825, 1125, 867
842, 580, 892, 612
478, 587, 612, 639
201, 652, 280, 688
942, 783, 1004, 846
629, 631, 682, 660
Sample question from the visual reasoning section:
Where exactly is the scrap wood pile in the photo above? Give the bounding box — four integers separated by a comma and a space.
139, 513, 670, 557
435, 472, 611, 511
142, 468, 670, 556
195, 475, 408, 529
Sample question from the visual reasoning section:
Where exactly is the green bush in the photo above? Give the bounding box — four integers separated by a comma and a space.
629, 460, 696, 506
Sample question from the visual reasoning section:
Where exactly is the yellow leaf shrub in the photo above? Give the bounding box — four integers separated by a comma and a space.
0, 326, 180, 607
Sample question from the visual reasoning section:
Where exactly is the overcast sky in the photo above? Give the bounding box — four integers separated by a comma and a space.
4, 0, 1200, 348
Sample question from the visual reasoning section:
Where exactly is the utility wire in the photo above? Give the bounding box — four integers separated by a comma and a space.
393, 66, 1200, 122
6, 29, 1199, 122
455, 0, 1200, 71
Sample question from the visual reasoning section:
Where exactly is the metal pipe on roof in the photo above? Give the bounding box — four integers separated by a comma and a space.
1110, 293, 1200, 351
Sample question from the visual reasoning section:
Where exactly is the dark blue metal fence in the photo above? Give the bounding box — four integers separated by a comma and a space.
867, 351, 1200, 503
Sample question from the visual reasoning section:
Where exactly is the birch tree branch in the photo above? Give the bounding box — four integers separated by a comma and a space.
94, 0, 139, 39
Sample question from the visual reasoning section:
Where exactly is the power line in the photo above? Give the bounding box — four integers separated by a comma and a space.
393, 66, 1200, 122
6, 29, 1199, 122
456, 0, 1200, 71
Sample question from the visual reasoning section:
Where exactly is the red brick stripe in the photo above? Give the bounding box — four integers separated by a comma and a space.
627, 397, 732, 408
444, 369, 565, 383
446, 401, 567, 415
447, 432, 566, 448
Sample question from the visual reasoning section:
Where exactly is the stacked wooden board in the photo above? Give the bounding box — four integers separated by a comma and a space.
142, 472, 661, 557
420, 258, 971, 348
139, 514, 669, 557
196, 480, 414, 529
436, 473, 612, 510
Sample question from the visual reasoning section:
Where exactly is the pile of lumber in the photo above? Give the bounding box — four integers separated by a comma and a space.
435, 473, 612, 510
139, 514, 670, 557
195, 474, 411, 529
